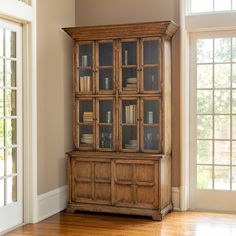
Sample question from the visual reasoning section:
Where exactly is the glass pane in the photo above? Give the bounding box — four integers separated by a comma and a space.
197, 90, 212, 114
232, 115, 236, 139
5, 30, 16, 58
79, 44, 92, 67
233, 38, 236, 62
0, 179, 4, 207
233, 64, 236, 88
214, 0, 231, 11
214, 141, 230, 165
197, 165, 213, 189
5, 89, 16, 116
214, 64, 231, 88
215, 38, 231, 62
214, 90, 230, 114
79, 125, 93, 148
78, 69, 92, 93
214, 166, 230, 190
122, 100, 137, 124
0, 89, 4, 117
197, 65, 213, 88
6, 148, 17, 175
99, 100, 113, 123
233, 167, 236, 190
122, 68, 137, 91
0, 28, 3, 56
143, 67, 160, 91
197, 140, 212, 164
232, 141, 236, 165
99, 42, 113, 66
122, 41, 137, 66
99, 69, 113, 91
0, 119, 4, 147
143, 40, 160, 65
122, 126, 137, 150
99, 126, 113, 149
144, 126, 160, 150
0, 59, 4, 87
6, 118, 17, 146
0, 149, 4, 177
197, 115, 212, 139
215, 115, 230, 139
143, 100, 160, 124
78, 100, 93, 123
233, 90, 236, 113
6, 176, 17, 204
197, 39, 213, 63
5, 60, 16, 87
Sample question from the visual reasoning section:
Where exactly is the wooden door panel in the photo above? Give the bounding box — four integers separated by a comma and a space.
136, 186, 155, 208
115, 184, 133, 206
73, 182, 92, 201
94, 183, 111, 203
115, 163, 133, 182
136, 163, 155, 183
94, 162, 111, 181
73, 160, 92, 179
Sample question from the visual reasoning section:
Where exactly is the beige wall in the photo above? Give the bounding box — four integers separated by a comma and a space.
75, 0, 180, 186
37, 0, 75, 194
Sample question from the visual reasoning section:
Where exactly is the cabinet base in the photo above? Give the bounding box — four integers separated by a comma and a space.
67, 203, 173, 221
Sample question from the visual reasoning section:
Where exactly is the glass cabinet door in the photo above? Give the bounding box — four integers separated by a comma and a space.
120, 98, 139, 151
96, 99, 115, 150
120, 40, 138, 93
97, 41, 114, 94
141, 38, 161, 93
78, 42, 93, 94
141, 98, 161, 152
77, 99, 95, 150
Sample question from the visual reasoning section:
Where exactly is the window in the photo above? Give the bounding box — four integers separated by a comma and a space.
190, 0, 236, 13
18, 0, 31, 5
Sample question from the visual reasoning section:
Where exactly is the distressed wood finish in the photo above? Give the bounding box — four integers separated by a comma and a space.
63, 21, 178, 220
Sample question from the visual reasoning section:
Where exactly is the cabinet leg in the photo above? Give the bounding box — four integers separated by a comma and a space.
152, 213, 162, 221
66, 207, 76, 214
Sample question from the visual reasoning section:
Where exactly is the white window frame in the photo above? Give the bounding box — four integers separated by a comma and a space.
0, 0, 38, 228
180, 0, 236, 210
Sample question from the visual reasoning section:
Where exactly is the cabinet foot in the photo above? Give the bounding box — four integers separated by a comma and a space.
66, 207, 76, 214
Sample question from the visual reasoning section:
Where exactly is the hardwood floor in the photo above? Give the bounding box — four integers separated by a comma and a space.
5, 211, 236, 236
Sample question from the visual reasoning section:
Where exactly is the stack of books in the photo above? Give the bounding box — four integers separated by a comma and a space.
80, 76, 91, 92
83, 112, 93, 123
125, 139, 137, 149
123, 77, 137, 91
125, 104, 136, 124
81, 134, 93, 144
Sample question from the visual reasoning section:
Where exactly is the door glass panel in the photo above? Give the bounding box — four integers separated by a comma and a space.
99, 68, 113, 91
5, 60, 16, 87
144, 126, 160, 150
197, 65, 213, 88
6, 148, 17, 175
79, 44, 92, 67
99, 126, 113, 149
6, 119, 17, 146
99, 42, 113, 66
122, 99, 137, 150
78, 69, 92, 93
214, 141, 230, 165
143, 67, 160, 91
214, 90, 230, 113
0, 149, 4, 177
197, 165, 213, 189
143, 40, 160, 65
5, 89, 16, 117
0, 59, 4, 87
143, 100, 160, 124
197, 90, 213, 114
0, 179, 4, 207
0, 89, 4, 116
215, 115, 230, 139
5, 30, 16, 59
6, 176, 17, 204
122, 41, 136, 66
233, 167, 236, 190
99, 100, 113, 124
0, 28, 3, 56
197, 140, 213, 164
79, 125, 93, 148
197, 115, 212, 139
232, 141, 236, 165
214, 166, 230, 190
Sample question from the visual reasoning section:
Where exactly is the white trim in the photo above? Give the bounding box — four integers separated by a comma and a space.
37, 185, 68, 223
172, 187, 180, 211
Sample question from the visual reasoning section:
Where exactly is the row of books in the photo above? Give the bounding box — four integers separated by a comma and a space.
83, 112, 93, 122
125, 105, 136, 124
80, 76, 91, 92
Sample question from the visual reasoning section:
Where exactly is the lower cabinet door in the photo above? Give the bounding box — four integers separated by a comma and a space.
113, 160, 158, 209
71, 158, 111, 204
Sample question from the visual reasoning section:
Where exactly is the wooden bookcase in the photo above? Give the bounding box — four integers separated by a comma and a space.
63, 21, 178, 220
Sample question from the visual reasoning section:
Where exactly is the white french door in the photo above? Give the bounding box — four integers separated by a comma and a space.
190, 31, 236, 211
0, 20, 23, 232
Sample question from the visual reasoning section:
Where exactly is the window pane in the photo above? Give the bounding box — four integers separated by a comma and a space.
197, 140, 212, 164
6, 148, 17, 175
214, 166, 230, 190
197, 65, 213, 88
0, 149, 4, 177
0, 179, 4, 207
5, 30, 16, 59
0, 59, 4, 87
214, 0, 231, 11
197, 165, 213, 189
214, 90, 230, 114
214, 64, 231, 88
0, 28, 3, 56
6, 176, 17, 204
233, 90, 236, 113
197, 39, 213, 63
233, 167, 236, 190
214, 141, 230, 165
215, 38, 231, 63
232, 38, 236, 62
6, 118, 17, 146
5, 89, 17, 117
233, 64, 236, 88
232, 115, 236, 139
0, 89, 4, 117
197, 115, 212, 139
99, 42, 113, 66
232, 141, 236, 165
191, 0, 213, 12
0, 119, 4, 147
197, 90, 212, 114
5, 60, 16, 87
215, 115, 230, 139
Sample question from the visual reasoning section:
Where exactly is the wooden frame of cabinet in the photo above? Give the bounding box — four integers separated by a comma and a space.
63, 21, 178, 220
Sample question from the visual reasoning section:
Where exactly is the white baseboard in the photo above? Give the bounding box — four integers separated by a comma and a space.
172, 187, 180, 211
37, 185, 68, 223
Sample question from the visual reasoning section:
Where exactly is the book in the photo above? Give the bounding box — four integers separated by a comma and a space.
80, 76, 91, 92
